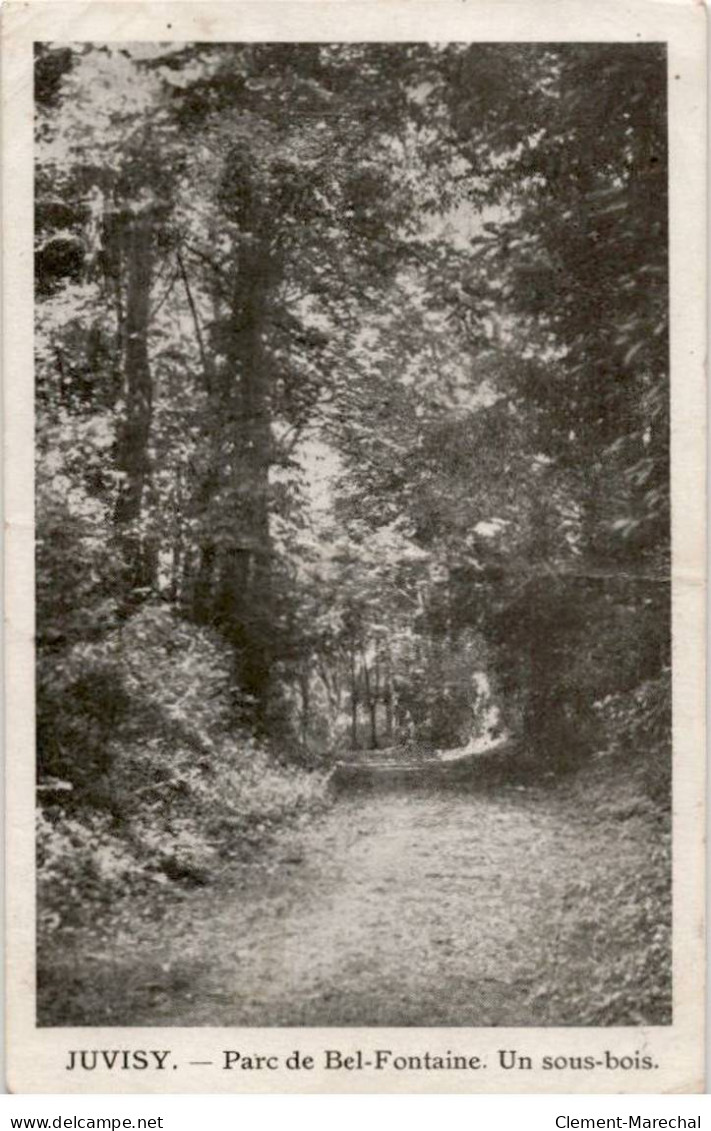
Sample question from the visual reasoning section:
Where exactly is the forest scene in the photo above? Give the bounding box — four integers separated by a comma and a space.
35, 41, 671, 1028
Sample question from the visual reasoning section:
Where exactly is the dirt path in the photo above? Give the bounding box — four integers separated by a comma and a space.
45, 780, 668, 1027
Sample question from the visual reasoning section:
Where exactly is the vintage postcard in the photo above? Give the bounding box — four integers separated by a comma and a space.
3, 0, 706, 1094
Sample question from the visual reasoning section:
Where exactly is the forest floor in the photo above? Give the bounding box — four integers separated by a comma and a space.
39, 760, 670, 1027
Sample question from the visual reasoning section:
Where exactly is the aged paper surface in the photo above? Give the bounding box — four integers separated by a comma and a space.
3, 0, 706, 1094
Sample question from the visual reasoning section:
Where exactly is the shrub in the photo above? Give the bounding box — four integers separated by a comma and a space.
37, 604, 330, 940
595, 669, 671, 807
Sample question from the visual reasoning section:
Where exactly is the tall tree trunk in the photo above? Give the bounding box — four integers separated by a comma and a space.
186, 279, 223, 625
216, 244, 274, 726
523, 489, 565, 762
369, 701, 378, 750
349, 647, 358, 748
299, 665, 310, 748
170, 464, 183, 603
113, 210, 154, 598
385, 669, 394, 741
361, 653, 377, 749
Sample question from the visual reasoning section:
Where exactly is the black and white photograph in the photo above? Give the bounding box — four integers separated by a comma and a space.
31, 35, 678, 1029
3, 0, 706, 1094
31, 35, 676, 1031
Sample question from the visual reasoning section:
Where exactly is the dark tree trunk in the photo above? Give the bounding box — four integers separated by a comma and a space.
361, 654, 377, 749
113, 211, 154, 598
522, 490, 574, 765
215, 244, 274, 726
385, 673, 394, 741
299, 665, 310, 747
192, 542, 216, 622
170, 465, 183, 603
349, 648, 358, 748
369, 701, 378, 750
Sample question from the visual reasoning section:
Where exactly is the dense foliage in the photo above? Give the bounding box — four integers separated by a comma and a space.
35, 42, 670, 935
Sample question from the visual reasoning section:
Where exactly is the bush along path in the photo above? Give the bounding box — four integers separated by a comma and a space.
39, 759, 670, 1029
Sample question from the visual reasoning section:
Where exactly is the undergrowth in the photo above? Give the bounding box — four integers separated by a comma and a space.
538, 671, 672, 1025
37, 605, 329, 943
